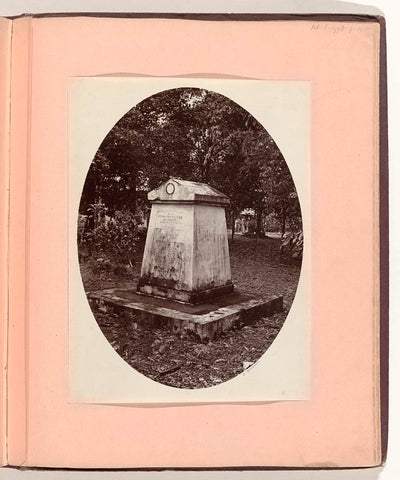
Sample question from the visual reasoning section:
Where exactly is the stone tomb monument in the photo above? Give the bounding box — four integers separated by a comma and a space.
89, 178, 283, 341
137, 178, 234, 304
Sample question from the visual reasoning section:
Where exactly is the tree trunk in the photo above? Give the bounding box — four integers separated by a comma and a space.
256, 210, 263, 239
129, 174, 137, 213
231, 211, 236, 242
281, 210, 286, 238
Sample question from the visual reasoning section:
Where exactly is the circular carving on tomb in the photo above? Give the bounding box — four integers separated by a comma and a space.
166, 182, 175, 194
77, 86, 304, 390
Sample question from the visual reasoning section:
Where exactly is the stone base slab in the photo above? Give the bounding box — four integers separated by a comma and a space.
137, 282, 234, 305
88, 288, 283, 341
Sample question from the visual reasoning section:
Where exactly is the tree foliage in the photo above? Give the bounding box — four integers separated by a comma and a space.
79, 87, 301, 237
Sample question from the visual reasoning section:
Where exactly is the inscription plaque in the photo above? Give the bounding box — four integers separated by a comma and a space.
156, 210, 185, 241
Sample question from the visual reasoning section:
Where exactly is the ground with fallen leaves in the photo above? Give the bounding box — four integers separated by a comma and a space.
80, 234, 301, 389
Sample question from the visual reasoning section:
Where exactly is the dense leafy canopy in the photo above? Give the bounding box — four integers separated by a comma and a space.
79, 87, 301, 235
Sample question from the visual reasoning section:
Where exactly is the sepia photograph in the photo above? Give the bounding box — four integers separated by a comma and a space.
76, 85, 304, 389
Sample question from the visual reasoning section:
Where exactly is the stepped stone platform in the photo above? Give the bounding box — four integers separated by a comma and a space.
88, 288, 283, 341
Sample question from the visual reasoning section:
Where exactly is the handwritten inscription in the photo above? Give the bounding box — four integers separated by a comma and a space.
310, 23, 370, 34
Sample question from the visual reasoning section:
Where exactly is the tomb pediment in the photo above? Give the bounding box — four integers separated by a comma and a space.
148, 178, 230, 206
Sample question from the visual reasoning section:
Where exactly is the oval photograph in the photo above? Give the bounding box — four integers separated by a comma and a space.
78, 87, 303, 389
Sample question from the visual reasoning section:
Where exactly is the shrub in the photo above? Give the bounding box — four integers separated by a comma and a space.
79, 204, 140, 268
280, 231, 303, 263
263, 213, 281, 232
247, 219, 257, 233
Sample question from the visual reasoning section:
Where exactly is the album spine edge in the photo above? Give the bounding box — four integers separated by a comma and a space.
6, 15, 34, 467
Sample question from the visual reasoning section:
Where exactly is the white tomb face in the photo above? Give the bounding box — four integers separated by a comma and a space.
137, 178, 233, 304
